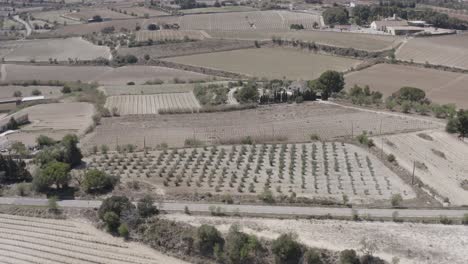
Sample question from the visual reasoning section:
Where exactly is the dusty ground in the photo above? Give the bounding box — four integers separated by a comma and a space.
345, 63, 468, 108
163, 48, 362, 79
0, 213, 188, 264
4, 102, 94, 146
373, 130, 468, 206
396, 34, 468, 70
135, 30, 207, 42
165, 214, 468, 264
1, 64, 213, 84
83, 102, 441, 149
100, 83, 198, 96
118, 39, 255, 59
65, 7, 133, 20
2, 37, 111, 62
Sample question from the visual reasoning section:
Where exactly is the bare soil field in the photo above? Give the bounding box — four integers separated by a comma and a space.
93, 65, 212, 85
5, 102, 94, 146
83, 102, 440, 149
396, 34, 468, 70
105, 93, 201, 115
374, 130, 468, 206
100, 83, 196, 96
0, 85, 62, 99
32, 10, 83, 25
87, 142, 415, 202
345, 64, 468, 108
0, 213, 188, 264
209, 30, 402, 51
2, 37, 111, 62
166, 214, 468, 264
118, 39, 255, 59
1, 64, 212, 84
163, 48, 362, 79
66, 8, 133, 21
135, 30, 207, 42
118, 6, 168, 17
53, 19, 146, 35
180, 6, 259, 14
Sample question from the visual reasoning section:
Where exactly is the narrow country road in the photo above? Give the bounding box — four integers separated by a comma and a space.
13, 15, 32, 37
1, 197, 467, 219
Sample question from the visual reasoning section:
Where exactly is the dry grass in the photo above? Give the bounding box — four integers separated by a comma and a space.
163, 47, 362, 79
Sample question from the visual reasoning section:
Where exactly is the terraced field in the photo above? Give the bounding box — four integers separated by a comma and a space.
0, 214, 188, 264
136, 30, 207, 42
105, 93, 201, 115
87, 142, 415, 202
396, 34, 468, 69
163, 48, 362, 79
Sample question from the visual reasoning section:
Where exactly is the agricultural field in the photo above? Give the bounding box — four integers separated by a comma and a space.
374, 130, 468, 206
1, 64, 212, 84
87, 142, 415, 202
105, 93, 201, 115
31, 10, 83, 25
118, 38, 255, 59
168, 214, 468, 264
163, 48, 362, 79
118, 6, 168, 17
0, 213, 188, 264
84, 102, 441, 149
180, 6, 259, 14
135, 30, 208, 42
2, 37, 112, 62
65, 8, 133, 21
209, 30, 402, 51
100, 83, 197, 96
345, 64, 468, 108
0, 85, 62, 99
396, 34, 468, 70
5, 102, 94, 146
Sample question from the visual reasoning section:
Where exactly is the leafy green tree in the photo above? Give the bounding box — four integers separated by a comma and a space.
82, 169, 118, 193
237, 81, 259, 104
0, 154, 31, 184
118, 223, 129, 239
38, 161, 71, 190
323, 7, 349, 25
61, 134, 82, 167
196, 224, 224, 256
137, 195, 158, 218
225, 225, 262, 264
312, 71, 345, 98
392, 87, 426, 102
10, 141, 28, 157
456, 109, 468, 138
98, 196, 135, 220
271, 233, 302, 264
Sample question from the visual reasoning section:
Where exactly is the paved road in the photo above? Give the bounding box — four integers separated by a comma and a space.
1, 197, 467, 219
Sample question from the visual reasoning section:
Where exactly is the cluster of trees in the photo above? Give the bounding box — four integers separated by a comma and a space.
0, 154, 31, 184
309, 70, 345, 99
290, 24, 305, 30
236, 81, 259, 104
323, 7, 349, 25
447, 109, 468, 138
348, 85, 383, 105
352, 3, 468, 29
176, 0, 208, 9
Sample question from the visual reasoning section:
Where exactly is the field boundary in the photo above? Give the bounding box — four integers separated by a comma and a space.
151, 59, 247, 78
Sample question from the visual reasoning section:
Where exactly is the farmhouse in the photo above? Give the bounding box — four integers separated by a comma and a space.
370, 16, 408, 31
0, 97, 20, 112
387, 26, 425, 35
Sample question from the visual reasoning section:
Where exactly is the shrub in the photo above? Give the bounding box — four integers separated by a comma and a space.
137, 195, 158, 218
36, 135, 55, 148
387, 154, 396, 163
31, 89, 42, 96
196, 225, 224, 256
303, 249, 323, 264
271, 233, 302, 264
61, 86, 71, 93
98, 196, 135, 220
118, 223, 129, 239
225, 225, 262, 263
258, 189, 275, 203
48, 196, 59, 212
391, 194, 403, 207
393, 87, 425, 102
103, 211, 120, 232
462, 214, 468, 225
440, 215, 453, 225
13, 91, 22, 97
82, 169, 119, 194
339, 249, 360, 264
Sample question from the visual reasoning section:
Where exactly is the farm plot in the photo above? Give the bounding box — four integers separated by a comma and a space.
118, 6, 168, 17
84, 102, 440, 149
100, 83, 196, 96
118, 39, 255, 59
0, 85, 62, 99
65, 8, 133, 21
208, 30, 402, 51
173, 10, 322, 31
3, 37, 112, 62
53, 19, 146, 35
5, 102, 94, 146
373, 130, 468, 205
105, 93, 201, 115
0, 213, 188, 264
87, 142, 415, 202
163, 48, 362, 79
345, 64, 468, 108
1, 64, 211, 84
180, 6, 259, 14
93, 65, 213, 85
396, 34, 468, 70
32, 10, 83, 25
136, 30, 207, 42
